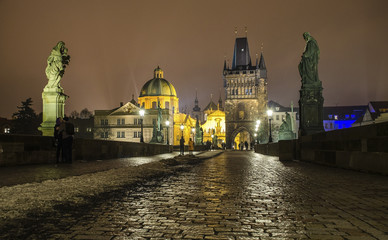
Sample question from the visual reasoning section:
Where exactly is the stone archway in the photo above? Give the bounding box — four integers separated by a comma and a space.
230, 127, 253, 150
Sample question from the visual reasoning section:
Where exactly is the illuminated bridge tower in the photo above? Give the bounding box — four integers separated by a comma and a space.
223, 36, 268, 149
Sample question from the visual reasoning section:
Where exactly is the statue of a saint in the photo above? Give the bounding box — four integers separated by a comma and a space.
45, 41, 70, 88
298, 32, 320, 85
279, 112, 292, 132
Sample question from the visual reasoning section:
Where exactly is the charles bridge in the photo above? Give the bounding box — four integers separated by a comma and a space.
0, 121, 387, 239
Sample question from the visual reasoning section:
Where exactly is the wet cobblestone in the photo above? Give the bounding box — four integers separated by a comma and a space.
1, 151, 388, 239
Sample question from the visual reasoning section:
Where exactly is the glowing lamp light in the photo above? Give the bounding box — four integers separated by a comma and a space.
165, 120, 170, 126
139, 109, 145, 117
267, 109, 273, 117
256, 120, 261, 125
180, 124, 184, 130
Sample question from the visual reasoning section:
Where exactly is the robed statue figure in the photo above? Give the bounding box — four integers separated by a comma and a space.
298, 32, 320, 85
45, 41, 70, 88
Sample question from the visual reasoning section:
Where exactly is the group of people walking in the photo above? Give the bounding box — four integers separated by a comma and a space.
54, 117, 74, 164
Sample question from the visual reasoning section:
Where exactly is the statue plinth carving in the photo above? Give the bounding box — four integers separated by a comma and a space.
298, 32, 324, 136
39, 41, 71, 136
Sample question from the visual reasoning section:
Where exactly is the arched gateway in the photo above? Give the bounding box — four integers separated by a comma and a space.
231, 127, 253, 150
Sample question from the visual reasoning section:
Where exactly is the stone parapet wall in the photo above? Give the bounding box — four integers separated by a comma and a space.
254, 143, 279, 156
254, 122, 388, 174
0, 134, 172, 167
299, 122, 388, 175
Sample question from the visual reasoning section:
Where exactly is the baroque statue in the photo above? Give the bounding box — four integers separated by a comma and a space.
45, 41, 70, 88
298, 32, 320, 85
40, 41, 70, 136
279, 112, 292, 132
298, 32, 324, 136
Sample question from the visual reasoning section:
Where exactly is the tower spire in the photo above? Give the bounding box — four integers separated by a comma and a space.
218, 89, 223, 110
193, 89, 200, 112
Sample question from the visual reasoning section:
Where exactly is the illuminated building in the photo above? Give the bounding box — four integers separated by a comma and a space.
94, 67, 175, 144
201, 101, 226, 147
223, 35, 268, 148
138, 66, 179, 113
173, 113, 196, 146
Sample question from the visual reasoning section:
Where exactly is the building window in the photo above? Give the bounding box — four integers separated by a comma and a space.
101, 119, 105, 125
138, 131, 141, 138
86, 128, 92, 132
345, 115, 349, 119
121, 119, 125, 125
100, 132, 105, 138
334, 115, 338, 120
134, 132, 137, 138
117, 119, 121, 125
75, 127, 79, 133
104, 119, 108, 125
351, 114, 355, 119
276, 115, 279, 121
328, 115, 333, 119
117, 132, 121, 138
104, 132, 108, 138
121, 131, 125, 138
4, 128, 10, 134
152, 102, 157, 109
165, 101, 169, 109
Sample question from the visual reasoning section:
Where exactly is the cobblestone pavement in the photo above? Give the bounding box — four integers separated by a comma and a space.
3, 151, 388, 239
0, 152, 181, 187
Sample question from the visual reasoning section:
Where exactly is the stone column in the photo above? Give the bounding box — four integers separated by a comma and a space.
39, 86, 68, 136
298, 82, 324, 136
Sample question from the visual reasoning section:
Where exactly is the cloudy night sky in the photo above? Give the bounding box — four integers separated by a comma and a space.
0, 0, 387, 118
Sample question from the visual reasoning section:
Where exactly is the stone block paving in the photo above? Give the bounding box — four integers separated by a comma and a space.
2, 151, 388, 239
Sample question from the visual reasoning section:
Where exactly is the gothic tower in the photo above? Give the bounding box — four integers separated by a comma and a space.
223, 36, 268, 148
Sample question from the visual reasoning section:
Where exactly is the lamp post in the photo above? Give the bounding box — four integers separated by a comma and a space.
191, 127, 195, 141
267, 109, 273, 143
139, 109, 145, 143
180, 124, 184, 138
165, 120, 170, 145
255, 120, 261, 144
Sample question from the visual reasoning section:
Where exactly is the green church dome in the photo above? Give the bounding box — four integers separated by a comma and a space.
139, 67, 177, 97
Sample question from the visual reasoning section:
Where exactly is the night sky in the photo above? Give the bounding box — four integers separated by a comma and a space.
0, 0, 387, 118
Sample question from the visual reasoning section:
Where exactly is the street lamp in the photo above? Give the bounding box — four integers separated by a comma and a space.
267, 109, 273, 143
191, 127, 195, 141
255, 120, 261, 143
139, 109, 145, 143
165, 120, 170, 145
180, 124, 184, 138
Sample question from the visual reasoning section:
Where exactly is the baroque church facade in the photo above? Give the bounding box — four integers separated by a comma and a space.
223, 36, 268, 149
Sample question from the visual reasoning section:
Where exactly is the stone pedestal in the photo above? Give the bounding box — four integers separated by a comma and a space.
298, 82, 324, 136
279, 131, 295, 141
39, 86, 68, 136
